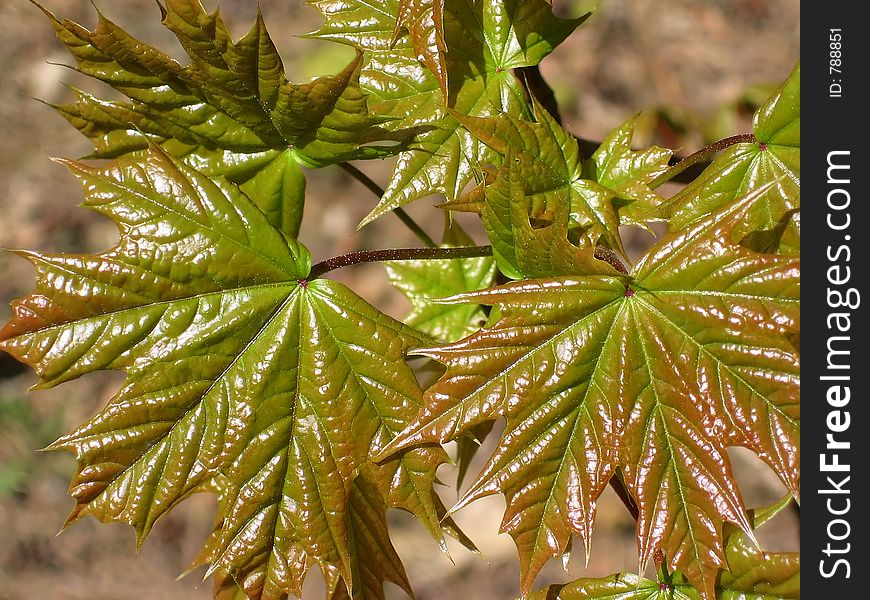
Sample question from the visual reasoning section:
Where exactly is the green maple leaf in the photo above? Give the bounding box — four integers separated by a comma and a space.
481, 147, 625, 280
321, 476, 415, 600
307, 0, 588, 224
583, 116, 673, 227
386, 219, 497, 341
455, 103, 671, 230
0, 147, 467, 599
380, 187, 799, 598
531, 497, 799, 599
442, 104, 671, 278
660, 63, 800, 255
531, 572, 701, 600
39, 0, 403, 237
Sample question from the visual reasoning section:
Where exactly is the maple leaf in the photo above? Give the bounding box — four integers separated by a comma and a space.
530, 497, 800, 599
379, 187, 799, 598
323, 476, 415, 600
660, 62, 800, 255
386, 219, 497, 341
454, 102, 671, 228
442, 102, 672, 279
482, 149, 624, 279
0, 146, 466, 599
307, 0, 589, 224
583, 116, 673, 227
38, 0, 403, 237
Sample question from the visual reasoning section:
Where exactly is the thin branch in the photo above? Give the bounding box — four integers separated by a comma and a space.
650, 133, 758, 188
339, 161, 385, 198
393, 208, 438, 248
308, 245, 493, 280
338, 163, 437, 247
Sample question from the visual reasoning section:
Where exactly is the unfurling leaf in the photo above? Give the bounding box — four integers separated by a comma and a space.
380, 187, 799, 598
40, 0, 403, 237
448, 104, 673, 279
455, 104, 671, 234
309, 0, 589, 223
584, 116, 673, 227
661, 62, 800, 255
0, 147, 466, 599
482, 149, 623, 279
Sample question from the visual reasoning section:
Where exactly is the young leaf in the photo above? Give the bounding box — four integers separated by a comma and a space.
458, 104, 625, 260
714, 532, 799, 599
380, 187, 799, 598
0, 147, 462, 599
660, 63, 800, 254
531, 557, 798, 600
386, 220, 496, 341
480, 148, 623, 280
529, 572, 696, 600
584, 116, 673, 227
308, 0, 589, 223
457, 105, 671, 236
394, 0, 448, 93
530, 500, 800, 600
322, 476, 415, 600
213, 571, 251, 600
39, 0, 401, 236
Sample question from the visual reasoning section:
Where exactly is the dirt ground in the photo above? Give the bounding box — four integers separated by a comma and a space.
0, 1, 799, 599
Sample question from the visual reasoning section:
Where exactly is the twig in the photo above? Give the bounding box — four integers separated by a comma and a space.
338, 163, 437, 247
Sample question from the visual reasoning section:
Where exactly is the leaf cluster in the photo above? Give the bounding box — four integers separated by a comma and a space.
2, 2, 799, 599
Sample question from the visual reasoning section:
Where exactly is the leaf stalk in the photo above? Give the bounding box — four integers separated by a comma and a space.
309, 245, 493, 279
650, 133, 757, 188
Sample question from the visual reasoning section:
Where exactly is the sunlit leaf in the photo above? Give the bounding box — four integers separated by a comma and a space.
584, 116, 672, 227
394, 0, 448, 93
482, 149, 623, 279
448, 105, 672, 276
323, 476, 414, 600
0, 147, 462, 599
531, 498, 799, 599
308, 0, 589, 223
661, 63, 800, 254
380, 187, 799, 598
529, 572, 696, 600
40, 0, 402, 236
386, 220, 496, 341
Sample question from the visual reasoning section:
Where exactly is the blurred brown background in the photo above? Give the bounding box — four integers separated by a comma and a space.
0, 1, 799, 599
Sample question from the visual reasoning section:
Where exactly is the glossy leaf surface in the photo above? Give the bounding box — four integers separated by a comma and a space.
448, 106, 671, 278
41, 0, 400, 236
584, 117, 672, 226
309, 0, 588, 223
661, 63, 800, 254
386, 220, 496, 341
531, 501, 799, 600
381, 188, 800, 598
0, 147, 462, 599
530, 573, 696, 600
458, 105, 671, 238
482, 149, 623, 279
395, 0, 448, 93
